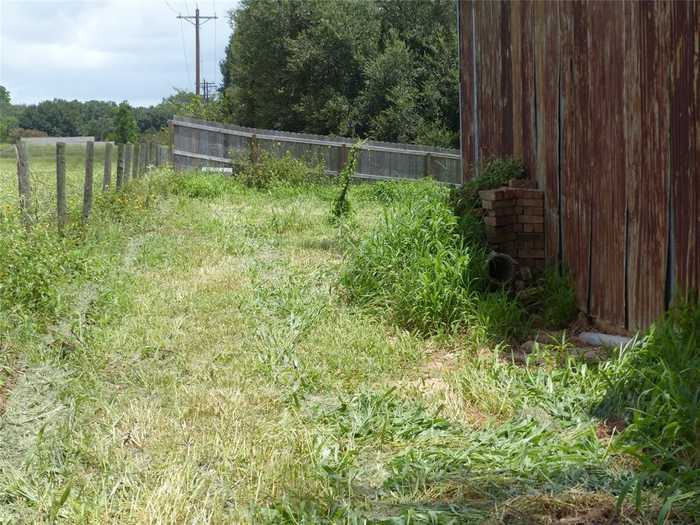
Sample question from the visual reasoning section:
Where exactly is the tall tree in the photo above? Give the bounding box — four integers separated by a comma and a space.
113, 101, 139, 143
220, 0, 459, 147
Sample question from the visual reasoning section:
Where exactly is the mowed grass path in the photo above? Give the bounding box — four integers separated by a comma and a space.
1, 156, 652, 523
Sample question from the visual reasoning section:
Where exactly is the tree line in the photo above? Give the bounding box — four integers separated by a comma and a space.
1, 0, 460, 149
218, 0, 460, 148
0, 88, 196, 144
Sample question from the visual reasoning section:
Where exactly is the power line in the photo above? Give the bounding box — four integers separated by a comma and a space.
177, 7, 218, 96
179, 17, 191, 88
213, 0, 218, 86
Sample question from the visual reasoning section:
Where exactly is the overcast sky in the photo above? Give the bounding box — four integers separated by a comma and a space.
0, 0, 239, 107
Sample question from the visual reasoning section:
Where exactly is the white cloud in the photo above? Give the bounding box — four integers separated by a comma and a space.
0, 0, 237, 106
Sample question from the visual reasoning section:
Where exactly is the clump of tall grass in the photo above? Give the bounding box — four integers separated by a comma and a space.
599, 299, 700, 502
0, 216, 83, 320
341, 180, 488, 335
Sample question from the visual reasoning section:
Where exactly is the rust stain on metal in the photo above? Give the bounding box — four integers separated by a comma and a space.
459, 0, 699, 329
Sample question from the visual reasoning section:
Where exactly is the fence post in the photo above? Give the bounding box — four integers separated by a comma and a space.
56, 142, 67, 231
125, 144, 133, 185
132, 142, 141, 179
339, 144, 348, 174
250, 134, 259, 165
150, 142, 157, 169
15, 140, 32, 228
424, 153, 432, 178
169, 120, 175, 166
116, 144, 124, 190
103, 142, 113, 191
82, 140, 94, 222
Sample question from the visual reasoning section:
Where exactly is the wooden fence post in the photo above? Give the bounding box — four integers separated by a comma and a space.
169, 120, 175, 166
150, 142, 157, 169
124, 144, 133, 184
56, 142, 67, 230
339, 144, 348, 173
424, 153, 432, 178
116, 144, 124, 190
15, 140, 32, 228
132, 143, 141, 179
250, 134, 259, 165
82, 140, 94, 222
103, 142, 113, 191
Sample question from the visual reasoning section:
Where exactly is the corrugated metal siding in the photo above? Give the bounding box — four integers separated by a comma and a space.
459, 0, 700, 331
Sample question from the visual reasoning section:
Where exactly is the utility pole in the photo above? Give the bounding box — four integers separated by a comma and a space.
177, 7, 217, 96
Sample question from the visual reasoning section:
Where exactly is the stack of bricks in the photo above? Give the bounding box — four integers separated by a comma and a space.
479, 180, 545, 270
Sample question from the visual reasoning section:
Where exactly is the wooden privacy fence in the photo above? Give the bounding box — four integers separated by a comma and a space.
15, 139, 170, 230
458, 0, 700, 331
170, 116, 463, 185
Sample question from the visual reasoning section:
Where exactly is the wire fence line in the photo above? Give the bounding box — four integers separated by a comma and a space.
171, 116, 464, 185
3, 140, 170, 230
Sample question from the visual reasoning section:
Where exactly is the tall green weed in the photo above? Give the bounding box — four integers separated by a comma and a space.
341, 180, 488, 335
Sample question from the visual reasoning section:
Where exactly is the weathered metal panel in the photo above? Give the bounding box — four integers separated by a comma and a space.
588, 1, 627, 328
670, 0, 699, 300
458, 0, 475, 180
560, 1, 592, 314
533, 1, 560, 263
461, 0, 699, 329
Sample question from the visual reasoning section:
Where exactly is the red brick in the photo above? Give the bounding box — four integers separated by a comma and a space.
512, 223, 524, 233
482, 199, 515, 210
518, 215, 544, 224
511, 189, 544, 200
486, 231, 516, 243
518, 248, 545, 258
488, 206, 516, 217
484, 215, 515, 227
485, 224, 513, 234
519, 232, 543, 241
517, 198, 544, 208
521, 207, 544, 217
479, 189, 513, 201
523, 223, 544, 233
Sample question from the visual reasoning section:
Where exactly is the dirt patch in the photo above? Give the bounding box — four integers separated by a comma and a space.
495, 491, 644, 525
595, 417, 627, 441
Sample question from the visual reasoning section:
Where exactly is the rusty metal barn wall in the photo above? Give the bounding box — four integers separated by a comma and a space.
458, 0, 700, 331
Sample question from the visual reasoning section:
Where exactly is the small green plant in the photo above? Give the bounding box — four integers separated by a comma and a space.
331, 141, 364, 221
522, 266, 579, 329
455, 156, 526, 213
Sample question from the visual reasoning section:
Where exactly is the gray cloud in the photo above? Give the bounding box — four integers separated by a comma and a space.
0, 0, 238, 106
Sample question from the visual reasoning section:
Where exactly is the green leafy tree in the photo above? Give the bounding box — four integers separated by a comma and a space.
0, 86, 16, 142
113, 101, 139, 143
220, 0, 460, 147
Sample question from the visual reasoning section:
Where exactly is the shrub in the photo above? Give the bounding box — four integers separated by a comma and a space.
455, 156, 526, 213
341, 179, 488, 334
235, 150, 325, 189
169, 172, 230, 199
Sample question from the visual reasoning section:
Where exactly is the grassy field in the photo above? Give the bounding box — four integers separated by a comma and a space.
0, 149, 695, 524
